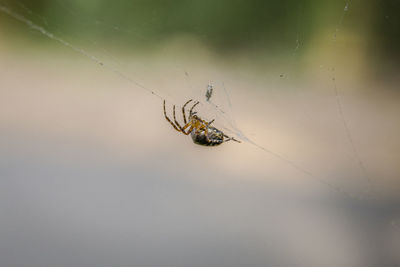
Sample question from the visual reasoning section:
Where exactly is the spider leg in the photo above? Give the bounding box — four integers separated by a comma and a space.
181, 125, 194, 136
182, 99, 193, 124
223, 134, 241, 143
174, 105, 196, 135
163, 100, 182, 132
204, 126, 210, 142
202, 119, 215, 142
189, 101, 200, 117
173, 105, 184, 130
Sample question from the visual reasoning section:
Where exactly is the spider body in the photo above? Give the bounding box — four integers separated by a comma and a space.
163, 99, 240, 146
191, 125, 224, 146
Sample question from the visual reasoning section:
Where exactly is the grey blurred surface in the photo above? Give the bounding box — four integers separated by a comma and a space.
0, 50, 399, 267
0, 1, 400, 264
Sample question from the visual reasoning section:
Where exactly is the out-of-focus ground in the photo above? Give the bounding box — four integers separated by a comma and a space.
1, 20, 400, 267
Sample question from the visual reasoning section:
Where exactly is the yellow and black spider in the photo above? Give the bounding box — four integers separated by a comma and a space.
163, 99, 240, 146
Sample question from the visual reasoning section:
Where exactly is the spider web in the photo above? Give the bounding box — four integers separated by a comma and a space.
3, 0, 400, 208
1, 1, 400, 266
0, 0, 379, 201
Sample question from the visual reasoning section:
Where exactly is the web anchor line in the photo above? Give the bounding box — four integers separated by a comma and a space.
330, 0, 377, 199
332, 76, 373, 197
0, 4, 167, 102
204, 84, 366, 201
0, 3, 373, 201
0, 4, 221, 115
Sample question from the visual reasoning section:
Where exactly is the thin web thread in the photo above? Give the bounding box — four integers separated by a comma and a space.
331, 0, 375, 198
0, 2, 369, 201
198, 77, 375, 201
53, 0, 146, 39
0, 4, 167, 102
205, 85, 361, 200
17, 1, 128, 71
333, 0, 351, 41
332, 76, 373, 195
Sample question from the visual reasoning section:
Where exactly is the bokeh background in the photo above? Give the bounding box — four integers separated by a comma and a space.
1, 0, 399, 266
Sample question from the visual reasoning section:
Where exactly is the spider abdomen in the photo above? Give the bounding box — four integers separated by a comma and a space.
190, 126, 224, 146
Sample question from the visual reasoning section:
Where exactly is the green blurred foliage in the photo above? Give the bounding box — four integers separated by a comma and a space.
371, 0, 400, 59
1, 0, 399, 59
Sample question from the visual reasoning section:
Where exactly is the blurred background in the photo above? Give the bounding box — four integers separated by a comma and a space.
0, 0, 399, 266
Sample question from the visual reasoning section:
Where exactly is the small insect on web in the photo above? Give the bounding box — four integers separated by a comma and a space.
0, 1, 379, 201
196, 82, 373, 200
205, 83, 213, 101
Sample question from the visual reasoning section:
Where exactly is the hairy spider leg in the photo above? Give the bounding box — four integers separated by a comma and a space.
182, 99, 193, 124
193, 118, 214, 142
165, 100, 195, 135
200, 119, 216, 142
223, 134, 241, 143
175, 120, 194, 135
163, 100, 181, 132
199, 118, 213, 141
189, 101, 200, 117
183, 125, 194, 135
173, 105, 184, 130
164, 100, 238, 143
173, 104, 195, 134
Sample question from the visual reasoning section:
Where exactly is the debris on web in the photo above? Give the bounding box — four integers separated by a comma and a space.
0, 0, 383, 202
205, 83, 214, 102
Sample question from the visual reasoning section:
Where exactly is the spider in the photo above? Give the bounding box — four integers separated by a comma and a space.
163, 99, 241, 146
